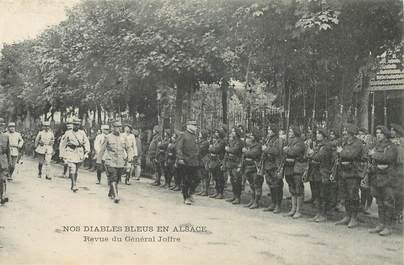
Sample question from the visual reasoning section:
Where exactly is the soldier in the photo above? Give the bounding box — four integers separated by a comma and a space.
5, 122, 24, 180
307, 128, 334, 222
59, 122, 73, 178
133, 129, 142, 181
329, 129, 344, 212
390, 123, 403, 223
196, 130, 210, 196
368, 125, 398, 236
0, 118, 10, 205
241, 129, 262, 209
98, 121, 129, 203
208, 128, 226, 199
335, 123, 363, 228
164, 133, 177, 189
224, 127, 243, 204
358, 128, 375, 215
123, 124, 138, 185
262, 124, 283, 213
304, 127, 318, 204
94, 124, 110, 184
34, 121, 54, 180
283, 126, 306, 219
156, 131, 169, 187
59, 118, 90, 192
148, 125, 162, 186
176, 121, 199, 205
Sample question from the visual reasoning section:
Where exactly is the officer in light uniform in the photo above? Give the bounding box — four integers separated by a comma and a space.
59, 118, 90, 192
0, 118, 10, 205
94, 124, 110, 184
123, 124, 138, 185
5, 122, 24, 180
35, 121, 54, 180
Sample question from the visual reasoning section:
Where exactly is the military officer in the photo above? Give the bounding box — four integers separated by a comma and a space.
0, 118, 10, 205
283, 126, 306, 219
156, 131, 169, 187
94, 124, 110, 184
390, 123, 403, 223
165, 133, 177, 189
242, 129, 262, 209
368, 125, 398, 236
307, 128, 334, 222
335, 123, 363, 228
5, 122, 24, 180
262, 124, 283, 213
224, 127, 243, 204
34, 121, 54, 180
208, 128, 226, 199
98, 121, 129, 203
196, 130, 210, 195
123, 124, 138, 185
59, 118, 90, 192
176, 121, 199, 205
148, 125, 162, 186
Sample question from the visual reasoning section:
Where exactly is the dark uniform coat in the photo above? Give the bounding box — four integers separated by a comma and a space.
225, 138, 242, 169
208, 138, 225, 170
339, 136, 363, 179
310, 140, 332, 183
284, 136, 305, 176
262, 135, 281, 170
176, 130, 199, 167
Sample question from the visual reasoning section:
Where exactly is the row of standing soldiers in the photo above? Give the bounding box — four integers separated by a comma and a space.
147, 122, 403, 236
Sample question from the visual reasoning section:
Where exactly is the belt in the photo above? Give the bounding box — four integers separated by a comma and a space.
245, 158, 253, 161
310, 160, 320, 165
341, 161, 352, 165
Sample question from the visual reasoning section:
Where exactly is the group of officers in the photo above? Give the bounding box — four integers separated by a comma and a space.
147, 120, 403, 237
1, 116, 402, 236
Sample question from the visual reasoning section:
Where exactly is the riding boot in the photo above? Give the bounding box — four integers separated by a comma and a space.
336, 200, 351, 225
293, 196, 303, 219
250, 189, 261, 209
264, 188, 276, 211
285, 196, 297, 217
245, 190, 255, 208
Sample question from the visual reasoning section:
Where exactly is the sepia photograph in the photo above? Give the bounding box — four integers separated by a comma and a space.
0, 0, 403, 264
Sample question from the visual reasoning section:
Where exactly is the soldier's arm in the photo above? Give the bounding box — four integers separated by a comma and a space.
266, 139, 280, 156
228, 140, 242, 154
210, 140, 225, 154
372, 144, 398, 164
340, 140, 363, 160
83, 133, 90, 153
97, 137, 108, 162
311, 144, 331, 162
34, 133, 40, 147
244, 145, 262, 159
176, 135, 185, 161
285, 141, 305, 157
18, 133, 24, 148
50, 132, 55, 145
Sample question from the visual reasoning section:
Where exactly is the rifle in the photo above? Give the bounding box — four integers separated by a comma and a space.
329, 153, 339, 183
257, 135, 271, 176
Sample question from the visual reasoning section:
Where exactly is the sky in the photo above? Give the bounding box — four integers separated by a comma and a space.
0, 0, 80, 49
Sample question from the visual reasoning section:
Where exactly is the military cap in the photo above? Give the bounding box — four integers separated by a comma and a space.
66, 124, 73, 129
124, 123, 133, 130
215, 128, 225, 138
153, 125, 160, 132
101, 124, 110, 130
390, 123, 404, 137
317, 128, 328, 138
8, 122, 16, 127
376, 125, 390, 137
113, 121, 122, 127
344, 123, 358, 135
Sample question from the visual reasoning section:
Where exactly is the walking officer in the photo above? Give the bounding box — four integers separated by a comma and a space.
307, 128, 334, 222
335, 123, 363, 228
208, 128, 226, 199
262, 124, 283, 213
148, 125, 162, 186
224, 127, 243, 204
283, 126, 306, 219
368, 125, 398, 236
34, 121, 54, 180
5, 122, 24, 180
241, 128, 262, 209
94, 124, 110, 184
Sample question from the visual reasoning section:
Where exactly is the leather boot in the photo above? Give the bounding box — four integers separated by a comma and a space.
209, 193, 218, 198
250, 190, 261, 209
293, 196, 303, 219
369, 206, 385, 233
379, 207, 393, 236
264, 189, 276, 212
273, 187, 282, 214
232, 196, 241, 205
348, 200, 359, 228
245, 191, 255, 208
285, 196, 296, 217
226, 195, 236, 202
216, 193, 224, 199
336, 200, 351, 225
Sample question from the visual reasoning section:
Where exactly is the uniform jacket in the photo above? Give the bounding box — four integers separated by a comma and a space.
6, 131, 24, 157
166, 142, 177, 164
60, 129, 90, 163
339, 136, 363, 179
243, 141, 261, 173
284, 136, 306, 175
225, 137, 242, 168
94, 133, 107, 163
176, 130, 199, 167
148, 134, 161, 161
262, 135, 281, 170
0, 133, 10, 170
208, 137, 226, 169
198, 138, 210, 167
369, 138, 398, 187
309, 140, 332, 182
156, 138, 168, 162
98, 133, 128, 168
123, 133, 138, 161
35, 130, 54, 155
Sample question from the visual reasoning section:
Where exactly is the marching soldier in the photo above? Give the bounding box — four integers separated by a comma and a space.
176, 121, 199, 205
390, 123, 403, 223
59, 122, 73, 178
148, 125, 162, 186
123, 124, 138, 185
262, 124, 283, 213
224, 127, 243, 204
307, 128, 333, 222
156, 131, 169, 187
98, 121, 129, 203
5, 122, 24, 180
335, 123, 363, 228
34, 121, 54, 180
164, 133, 177, 189
0, 118, 10, 205
94, 124, 110, 184
283, 126, 306, 219
196, 130, 210, 195
241, 129, 262, 209
368, 125, 398, 236
208, 128, 226, 199
59, 118, 90, 192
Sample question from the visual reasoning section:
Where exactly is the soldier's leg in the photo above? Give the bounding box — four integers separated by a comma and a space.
312, 182, 324, 221
293, 173, 304, 219
8, 156, 17, 180
109, 167, 120, 203
336, 178, 352, 225
0, 171, 8, 204
232, 168, 242, 204
273, 178, 284, 214
250, 172, 263, 209
369, 187, 385, 233
347, 178, 360, 228
226, 169, 236, 202
264, 169, 276, 211
244, 171, 255, 207
181, 166, 192, 203
216, 168, 225, 199
96, 163, 103, 184
37, 154, 44, 178
379, 187, 395, 236
284, 173, 296, 216
69, 163, 78, 192
190, 168, 200, 197
210, 168, 219, 198
63, 163, 68, 178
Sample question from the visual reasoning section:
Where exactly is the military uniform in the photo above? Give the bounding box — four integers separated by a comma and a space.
390, 132, 403, 222
155, 137, 168, 186
208, 132, 226, 199
148, 132, 162, 185
0, 131, 10, 204
94, 126, 108, 184
243, 139, 262, 209
176, 128, 199, 202
224, 136, 242, 204
5, 126, 24, 179
335, 126, 363, 228
197, 134, 210, 195
34, 125, 54, 179
309, 138, 334, 221
262, 135, 283, 213
368, 129, 398, 235
165, 140, 177, 188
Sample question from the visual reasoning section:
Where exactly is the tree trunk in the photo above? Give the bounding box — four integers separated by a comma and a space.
174, 82, 185, 131
221, 80, 228, 129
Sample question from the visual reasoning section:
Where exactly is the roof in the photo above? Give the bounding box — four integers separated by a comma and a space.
369, 51, 404, 92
